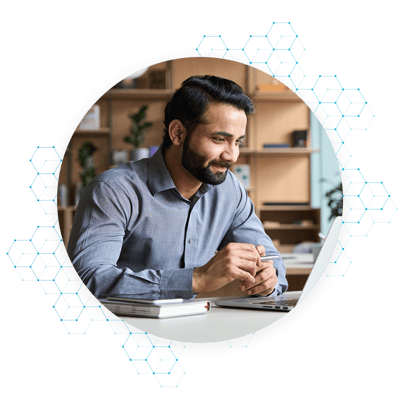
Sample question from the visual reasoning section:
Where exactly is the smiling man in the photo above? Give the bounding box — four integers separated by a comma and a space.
68, 75, 288, 300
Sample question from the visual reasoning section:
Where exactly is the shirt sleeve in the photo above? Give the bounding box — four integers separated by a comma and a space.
218, 175, 288, 295
67, 180, 195, 300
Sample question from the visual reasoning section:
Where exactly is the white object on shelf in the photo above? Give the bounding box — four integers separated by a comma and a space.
118, 67, 149, 88
127, 67, 148, 79
75, 181, 83, 206
130, 148, 150, 161
112, 149, 129, 166
78, 105, 100, 130
84, 155, 94, 168
58, 184, 68, 207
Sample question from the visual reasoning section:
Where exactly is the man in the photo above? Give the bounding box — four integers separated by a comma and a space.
67, 75, 288, 300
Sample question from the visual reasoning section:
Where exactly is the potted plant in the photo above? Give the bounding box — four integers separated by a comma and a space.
124, 105, 153, 161
325, 182, 343, 221
74, 142, 97, 205
78, 142, 97, 187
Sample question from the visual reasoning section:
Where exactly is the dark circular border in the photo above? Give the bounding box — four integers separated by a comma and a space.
47, 48, 355, 358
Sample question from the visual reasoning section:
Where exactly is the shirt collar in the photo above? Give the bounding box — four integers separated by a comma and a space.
148, 144, 176, 196
148, 144, 215, 197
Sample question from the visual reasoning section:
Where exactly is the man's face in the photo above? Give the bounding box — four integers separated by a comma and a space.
181, 103, 247, 185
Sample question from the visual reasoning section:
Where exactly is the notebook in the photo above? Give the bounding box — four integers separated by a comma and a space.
215, 216, 342, 312
100, 297, 211, 319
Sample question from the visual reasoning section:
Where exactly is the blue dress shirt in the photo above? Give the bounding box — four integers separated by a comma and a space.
67, 145, 288, 299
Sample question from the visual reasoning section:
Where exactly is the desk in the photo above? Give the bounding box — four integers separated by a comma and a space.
122, 295, 301, 343
284, 253, 314, 291
121, 254, 313, 342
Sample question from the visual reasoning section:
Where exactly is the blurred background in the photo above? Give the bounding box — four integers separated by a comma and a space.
57, 57, 342, 291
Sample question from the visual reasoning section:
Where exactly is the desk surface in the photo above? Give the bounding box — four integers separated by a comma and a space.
122, 254, 314, 343
119, 298, 286, 343
122, 296, 293, 343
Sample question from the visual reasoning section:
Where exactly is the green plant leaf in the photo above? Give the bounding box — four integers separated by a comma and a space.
142, 121, 153, 129
126, 105, 152, 148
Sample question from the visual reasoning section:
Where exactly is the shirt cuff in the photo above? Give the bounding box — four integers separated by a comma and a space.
159, 267, 195, 299
252, 288, 276, 298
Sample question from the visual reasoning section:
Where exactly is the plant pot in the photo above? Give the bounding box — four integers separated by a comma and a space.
130, 148, 150, 161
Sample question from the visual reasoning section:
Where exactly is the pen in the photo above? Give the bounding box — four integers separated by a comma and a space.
260, 255, 280, 262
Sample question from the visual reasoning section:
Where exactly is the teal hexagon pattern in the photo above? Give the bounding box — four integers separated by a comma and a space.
8, 23, 398, 383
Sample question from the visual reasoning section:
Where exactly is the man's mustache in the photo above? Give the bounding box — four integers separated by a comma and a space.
208, 161, 232, 169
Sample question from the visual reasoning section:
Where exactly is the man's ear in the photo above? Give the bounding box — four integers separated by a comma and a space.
169, 119, 187, 146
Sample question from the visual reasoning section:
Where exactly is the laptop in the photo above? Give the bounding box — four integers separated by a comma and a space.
215, 216, 342, 312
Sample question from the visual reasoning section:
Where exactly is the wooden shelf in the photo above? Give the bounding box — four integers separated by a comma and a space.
57, 206, 77, 211
264, 224, 320, 230
251, 91, 302, 102
259, 207, 321, 251
259, 205, 316, 211
59, 59, 320, 248
240, 148, 320, 156
277, 244, 297, 253
286, 266, 313, 276
74, 128, 111, 136
106, 88, 174, 100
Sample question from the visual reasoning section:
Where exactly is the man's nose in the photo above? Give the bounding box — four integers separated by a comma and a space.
221, 143, 239, 164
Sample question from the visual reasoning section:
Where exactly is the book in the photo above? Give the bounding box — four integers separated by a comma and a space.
78, 105, 100, 130
100, 298, 211, 319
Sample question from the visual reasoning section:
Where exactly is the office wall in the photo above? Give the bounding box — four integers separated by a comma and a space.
310, 111, 342, 236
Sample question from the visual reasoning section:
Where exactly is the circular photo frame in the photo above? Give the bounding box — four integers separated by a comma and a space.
47, 48, 356, 358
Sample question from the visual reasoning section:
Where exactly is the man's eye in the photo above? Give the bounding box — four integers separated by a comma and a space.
214, 138, 225, 142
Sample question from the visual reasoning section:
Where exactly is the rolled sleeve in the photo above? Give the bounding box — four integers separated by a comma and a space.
68, 180, 195, 299
160, 267, 195, 299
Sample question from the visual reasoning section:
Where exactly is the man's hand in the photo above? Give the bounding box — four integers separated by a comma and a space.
238, 245, 278, 296
192, 243, 261, 293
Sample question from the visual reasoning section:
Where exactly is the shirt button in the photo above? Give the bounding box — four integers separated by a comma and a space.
188, 238, 193, 244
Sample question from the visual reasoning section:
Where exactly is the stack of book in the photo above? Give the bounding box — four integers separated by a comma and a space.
100, 297, 211, 319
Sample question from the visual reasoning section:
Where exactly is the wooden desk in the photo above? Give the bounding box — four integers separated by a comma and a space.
284, 253, 314, 291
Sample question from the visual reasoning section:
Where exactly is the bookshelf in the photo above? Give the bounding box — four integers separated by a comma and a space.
58, 58, 321, 252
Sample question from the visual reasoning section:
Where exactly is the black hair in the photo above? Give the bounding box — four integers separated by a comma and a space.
162, 75, 254, 148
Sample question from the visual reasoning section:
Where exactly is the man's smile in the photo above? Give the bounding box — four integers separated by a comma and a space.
211, 164, 228, 173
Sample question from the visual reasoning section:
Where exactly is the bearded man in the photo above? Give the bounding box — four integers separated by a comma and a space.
68, 75, 288, 300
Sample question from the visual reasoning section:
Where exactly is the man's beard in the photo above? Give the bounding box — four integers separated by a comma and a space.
181, 136, 232, 185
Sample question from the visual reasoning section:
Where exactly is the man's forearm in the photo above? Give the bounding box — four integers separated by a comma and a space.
77, 263, 195, 300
